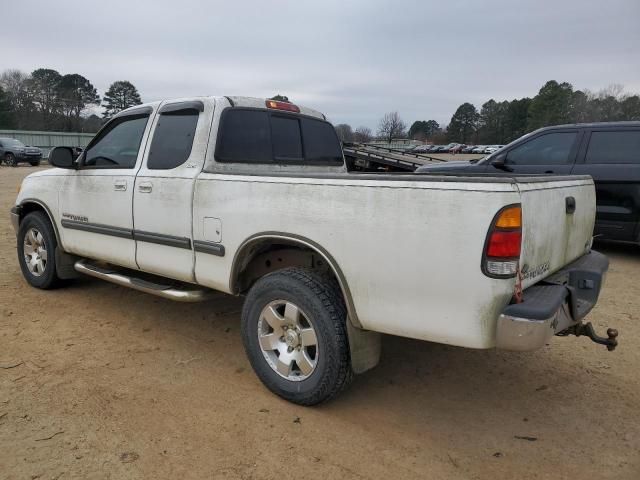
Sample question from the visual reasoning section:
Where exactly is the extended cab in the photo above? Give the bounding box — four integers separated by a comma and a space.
11, 97, 615, 405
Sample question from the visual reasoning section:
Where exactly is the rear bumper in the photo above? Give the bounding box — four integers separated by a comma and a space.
496, 250, 609, 351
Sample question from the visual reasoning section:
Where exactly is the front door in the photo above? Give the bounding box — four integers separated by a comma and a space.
59, 107, 154, 268
133, 99, 212, 283
487, 130, 581, 175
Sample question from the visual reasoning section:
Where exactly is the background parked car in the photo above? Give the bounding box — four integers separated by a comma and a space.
484, 145, 504, 154
0, 138, 42, 166
462, 145, 477, 153
415, 122, 640, 245
472, 145, 486, 153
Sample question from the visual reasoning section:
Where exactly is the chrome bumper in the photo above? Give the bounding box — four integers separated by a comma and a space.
497, 303, 574, 351
10, 206, 21, 236
496, 250, 609, 351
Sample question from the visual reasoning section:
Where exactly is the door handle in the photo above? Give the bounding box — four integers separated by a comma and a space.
114, 180, 127, 191
545, 170, 554, 174
138, 182, 153, 193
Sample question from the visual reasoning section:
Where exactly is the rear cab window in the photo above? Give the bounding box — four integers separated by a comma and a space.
215, 108, 343, 166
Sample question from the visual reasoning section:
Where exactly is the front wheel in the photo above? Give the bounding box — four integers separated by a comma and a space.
241, 267, 353, 405
17, 211, 62, 289
29, 160, 40, 167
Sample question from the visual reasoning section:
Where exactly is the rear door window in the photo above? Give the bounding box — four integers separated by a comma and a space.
585, 130, 640, 164
506, 132, 578, 165
147, 108, 199, 170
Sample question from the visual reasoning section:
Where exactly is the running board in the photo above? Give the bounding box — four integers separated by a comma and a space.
74, 259, 215, 302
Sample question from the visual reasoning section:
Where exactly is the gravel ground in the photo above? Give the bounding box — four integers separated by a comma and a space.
1, 166, 638, 479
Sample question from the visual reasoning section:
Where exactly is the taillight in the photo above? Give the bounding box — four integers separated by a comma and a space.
265, 99, 300, 113
482, 205, 522, 278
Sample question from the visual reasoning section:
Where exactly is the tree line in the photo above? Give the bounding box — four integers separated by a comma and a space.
0, 68, 143, 133
334, 80, 640, 145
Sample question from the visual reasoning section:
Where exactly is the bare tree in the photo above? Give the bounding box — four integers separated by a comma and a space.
377, 112, 406, 143
334, 123, 354, 142
0, 69, 32, 128
354, 126, 373, 143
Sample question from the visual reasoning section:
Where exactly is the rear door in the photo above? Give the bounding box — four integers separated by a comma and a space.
133, 99, 213, 282
487, 129, 581, 175
571, 126, 640, 242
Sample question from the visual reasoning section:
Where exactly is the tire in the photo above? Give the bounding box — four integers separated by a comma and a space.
17, 211, 62, 289
29, 160, 40, 167
241, 267, 353, 405
5, 153, 17, 167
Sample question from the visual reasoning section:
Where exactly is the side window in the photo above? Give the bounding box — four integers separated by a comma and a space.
271, 115, 302, 160
585, 130, 640, 164
147, 109, 199, 169
301, 118, 343, 164
216, 110, 271, 163
506, 132, 577, 166
84, 115, 149, 168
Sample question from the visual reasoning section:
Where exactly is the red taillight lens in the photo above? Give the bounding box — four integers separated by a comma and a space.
483, 204, 522, 278
265, 100, 300, 113
486, 230, 522, 258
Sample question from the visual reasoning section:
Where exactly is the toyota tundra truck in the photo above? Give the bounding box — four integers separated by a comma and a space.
10, 96, 617, 405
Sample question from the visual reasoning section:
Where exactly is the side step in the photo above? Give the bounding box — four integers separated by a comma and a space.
74, 259, 215, 302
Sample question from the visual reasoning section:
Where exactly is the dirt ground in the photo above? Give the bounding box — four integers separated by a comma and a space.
1, 166, 638, 480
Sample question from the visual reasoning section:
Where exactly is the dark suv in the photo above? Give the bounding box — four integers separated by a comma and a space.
417, 122, 640, 244
0, 138, 42, 166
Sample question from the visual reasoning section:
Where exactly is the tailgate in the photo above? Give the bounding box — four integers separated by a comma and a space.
517, 176, 596, 289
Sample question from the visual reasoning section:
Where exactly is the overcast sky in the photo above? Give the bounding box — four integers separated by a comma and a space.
2, 0, 639, 130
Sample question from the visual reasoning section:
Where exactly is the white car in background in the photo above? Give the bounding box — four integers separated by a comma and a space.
485, 145, 505, 154
472, 145, 486, 154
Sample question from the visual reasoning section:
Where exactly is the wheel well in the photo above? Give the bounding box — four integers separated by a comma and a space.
18, 201, 60, 243
233, 241, 334, 294
231, 237, 359, 326
231, 237, 381, 373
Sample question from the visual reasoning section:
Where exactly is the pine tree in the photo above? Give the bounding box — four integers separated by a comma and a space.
102, 80, 142, 118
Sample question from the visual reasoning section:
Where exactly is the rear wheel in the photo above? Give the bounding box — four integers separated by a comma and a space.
29, 160, 40, 166
241, 267, 353, 405
5, 153, 17, 167
17, 212, 62, 289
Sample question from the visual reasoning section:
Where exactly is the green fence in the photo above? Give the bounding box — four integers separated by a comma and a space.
0, 130, 96, 157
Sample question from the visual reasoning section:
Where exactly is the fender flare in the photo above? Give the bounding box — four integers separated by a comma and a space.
17, 199, 61, 245
230, 232, 361, 327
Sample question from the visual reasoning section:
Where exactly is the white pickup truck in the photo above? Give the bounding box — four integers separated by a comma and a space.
11, 96, 616, 405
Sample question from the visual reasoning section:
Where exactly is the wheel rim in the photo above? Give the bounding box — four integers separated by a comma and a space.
257, 300, 318, 381
23, 227, 48, 276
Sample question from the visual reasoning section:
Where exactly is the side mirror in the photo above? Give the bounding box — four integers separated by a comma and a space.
490, 154, 513, 172
48, 147, 76, 169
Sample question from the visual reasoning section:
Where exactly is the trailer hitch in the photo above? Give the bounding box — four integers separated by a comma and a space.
560, 322, 619, 351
